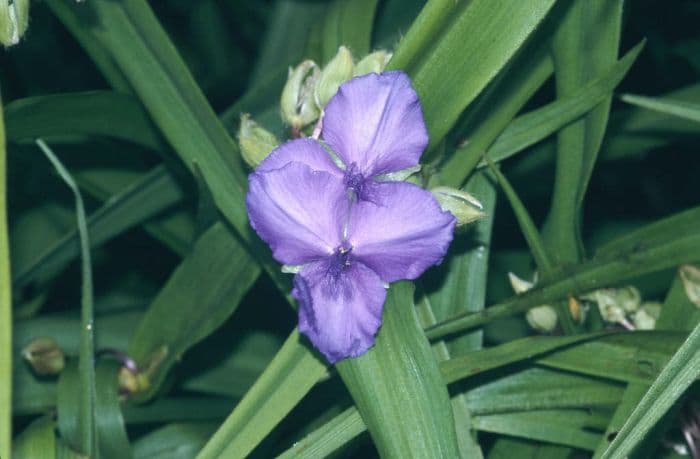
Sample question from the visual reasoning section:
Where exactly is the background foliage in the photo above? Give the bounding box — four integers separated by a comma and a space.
2, 0, 700, 458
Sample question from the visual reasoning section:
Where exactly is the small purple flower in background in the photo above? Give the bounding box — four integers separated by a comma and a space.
246, 71, 455, 363
256, 71, 429, 202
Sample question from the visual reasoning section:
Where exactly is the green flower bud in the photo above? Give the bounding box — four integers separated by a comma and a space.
680, 264, 700, 307
0, 0, 29, 47
431, 187, 485, 226
633, 302, 661, 330
314, 46, 355, 110
22, 336, 65, 376
281, 60, 321, 129
354, 50, 392, 76
526, 305, 558, 333
238, 114, 279, 168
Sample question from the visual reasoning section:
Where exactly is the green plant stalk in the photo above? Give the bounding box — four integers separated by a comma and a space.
37, 139, 96, 456
425, 226, 700, 340
485, 159, 577, 334
543, 0, 623, 264
0, 94, 11, 459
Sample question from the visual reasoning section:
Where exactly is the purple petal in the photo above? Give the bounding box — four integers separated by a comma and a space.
348, 182, 456, 282
294, 260, 386, 363
256, 138, 343, 177
322, 71, 428, 177
246, 163, 347, 265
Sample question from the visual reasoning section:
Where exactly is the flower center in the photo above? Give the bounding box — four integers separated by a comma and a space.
343, 163, 366, 199
327, 243, 353, 279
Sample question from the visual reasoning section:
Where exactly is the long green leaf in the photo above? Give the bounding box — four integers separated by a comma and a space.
95, 360, 132, 458
0, 92, 11, 459
38, 140, 96, 456
336, 282, 460, 458
601, 319, 700, 458
426, 206, 700, 339
46, 0, 290, 300
542, 0, 623, 263
134, 423, 217, 459
128, 223, 260, 400
13, 416, 56, 459
196, 330, 328, 459
5, 91, 165, 152
392, 0, 559, 150
439, 35, 553, 186
472, 410, 601, 450
485, 42, 643, 166
319, 0, 378, 62
620, 93, 700, 124
13, 165, 182, 289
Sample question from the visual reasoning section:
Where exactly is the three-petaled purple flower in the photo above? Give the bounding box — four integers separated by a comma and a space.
246, 71, 455, 363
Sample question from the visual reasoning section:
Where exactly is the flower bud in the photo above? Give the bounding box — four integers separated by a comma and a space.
508, 271, 534, 294
354, 50, 392, 76
22, 336, 65, 376
614, 286, 642, 313
680, 264, 700, 307
526, 305, 558, 333
508, 272, 558, 332
633, 302, 661, 330
0, 0, 29, 47
314, 46, 355, 110
281, 60, 321, 129
238, 114, 279, 168
585, 289, 627, 324
431, 187, 485, 226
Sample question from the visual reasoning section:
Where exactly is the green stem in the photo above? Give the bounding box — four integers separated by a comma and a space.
0, 93, 12, 459
37, 140, 96, 456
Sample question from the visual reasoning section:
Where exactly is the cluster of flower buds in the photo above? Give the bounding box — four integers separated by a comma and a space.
582, 286, 661, 330
238, 47, 392, 168
280, 47, 392, 131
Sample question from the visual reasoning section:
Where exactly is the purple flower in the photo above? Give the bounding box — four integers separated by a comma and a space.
246, 71, 455, 363
256, 71, 429, 202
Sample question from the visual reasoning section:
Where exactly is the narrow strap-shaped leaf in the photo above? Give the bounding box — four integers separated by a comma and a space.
13, 165, 182, 289
0, 92, 11, 459
336, 281, 460, 458
542, 0, 624, 263
439, 36, 553, 187
620, 93, 700, 124
5, 91, 165, 151
600, 319, 700, 458
128, 223, 260, 401
95, 360, 132, 458
320, 0, 378, 62
133, 423, 217, 459
485, 42, 644, 166
46, 0, 291, 302
12, 416, 56, 459
391, 0, 559, 150
426, 206, 700, 339
276, 407, 365, 459
196, 330, 328, 459
38, 140, 96, 456
472, 410, 601, 450
593, 274, 700, 457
